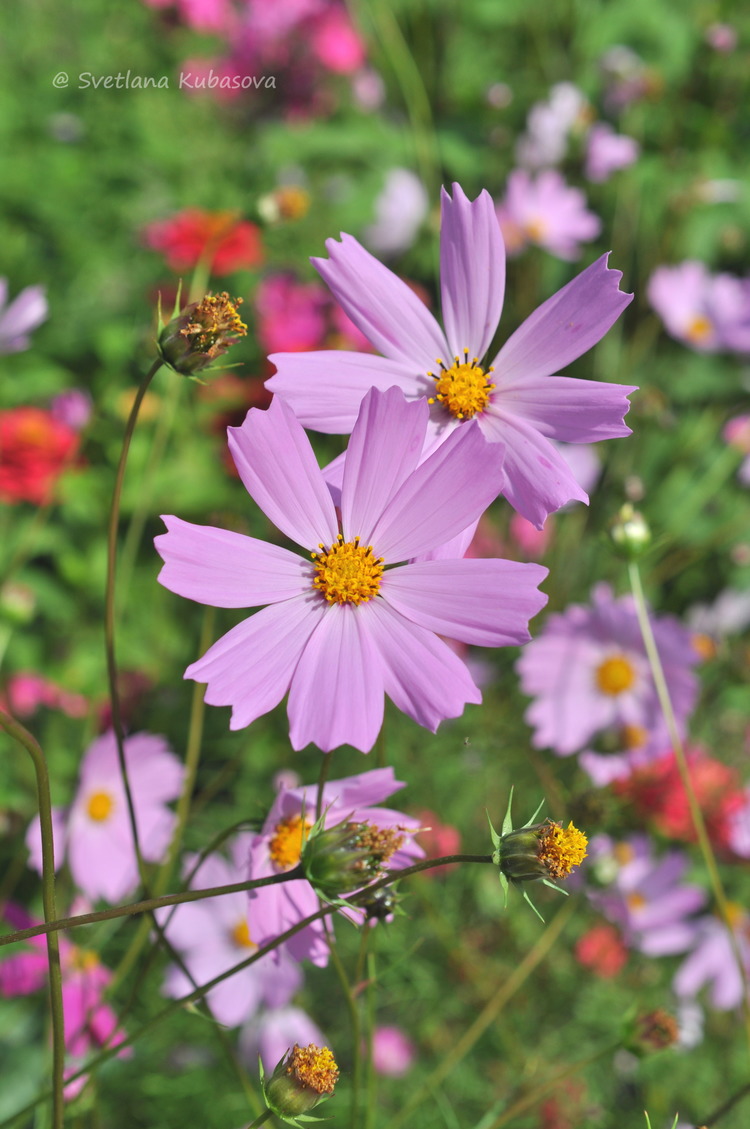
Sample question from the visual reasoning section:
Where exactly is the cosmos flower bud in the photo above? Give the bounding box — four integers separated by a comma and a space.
301, 818, 406, 902
488, 790, 588, 920
157, 292, 247, 376
262, 1043, 339, 1123
622, 1009, 679, 1056
610, 502, 651, 559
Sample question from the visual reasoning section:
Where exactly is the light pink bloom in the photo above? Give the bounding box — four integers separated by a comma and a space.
6, 672, 87, 719
311, 8, 366, 73
267, 184, 634, 529
674, 911, 750, 1010
0, 279, 48, 354
26, 731, 184, 902
515, 82, 589, 169
363, 169, 429, 258
705, 23, 738, 52
372, 1025, 415, 1076
497, 170, 601, 260
240, 1006, 326, 1072
158, 834, 301, 1027
50, 389, 93, 431
248, 768, 424, 966
156, 386, 548, 751
584, 123, 639, 183
647, 262, 750, 354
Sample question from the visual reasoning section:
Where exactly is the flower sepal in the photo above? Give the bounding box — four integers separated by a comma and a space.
300, 809, 407, 908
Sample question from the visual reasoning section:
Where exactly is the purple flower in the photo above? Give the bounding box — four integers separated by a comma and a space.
158, 834, 302, 1027
674, 911, 750, 1010
266, 183, 634, 529
517, 583, 699, 757
585, 834, 706, 955
247, 768, 424, 966
50, 389, 93, 431
497, 170, 602, 260
372, 1025, 416, 1076
584, 123, 639, 183
26, 731, 184, 902
240, 1006, 326, 1073
0, 279, 48, 354
156, 386, 548, 751
647, 262, 750, 354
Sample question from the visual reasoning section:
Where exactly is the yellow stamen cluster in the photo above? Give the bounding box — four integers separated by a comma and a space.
180, 292, 247, 358
595, 653, 636, 696
349, 823, 406, 872
287, 1044, 339, 1096
311, 534, 384, 605
537, 820, 588, 879
685, 314, 713, 344
86, 790, 114, 822
620, 723, 648, 750
67, 947, 100, 973
523, 216, 548, 242
230, 919, 255, 950
427, 350, 495, 420
269, 814, 312, 869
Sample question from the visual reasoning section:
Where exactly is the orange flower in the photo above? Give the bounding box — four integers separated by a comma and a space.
145, 208, 264, 275
0, 407, 79, 505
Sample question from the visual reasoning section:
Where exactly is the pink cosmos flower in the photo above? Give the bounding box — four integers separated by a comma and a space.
5, 672, 87, 719
0, 903, 129, 1098
0, 279, 48, 354
584, 123, 639, 183
240, 1006, 326, 1072
26, 731, 184, 902
363, 169, 429, 258
372, 1025, 416, 1076
266, 183, 634, 529
517, 583, 699, 756
256, 273, 328, 354
496, 170, 602, 260
155, 386, 548, 751
674, 910, 750, 1010
515, 83, 590, 169
247, 768, 425, 966
158, 834, 302, 1027
647, 262, 750, 354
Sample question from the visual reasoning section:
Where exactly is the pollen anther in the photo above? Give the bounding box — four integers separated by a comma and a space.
427, 350, 495, 419
311, 534, 384, 605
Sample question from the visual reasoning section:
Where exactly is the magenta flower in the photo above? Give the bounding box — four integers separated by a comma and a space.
372, 1025, 416, 1076
158, 834, 302, 1027
674, 911, 750, 1010
647, 262, 750, 354
497, 170, 602, 261
0, 279, 47, 354
584, 123, 639, 183
156, 386, 547, 751
0, 903, 129, 1098
26, 731, 184, 902
517, 583, 699, 756
267, 184, 634, 528
585, 835, 706, 956
247, 768, 424, 966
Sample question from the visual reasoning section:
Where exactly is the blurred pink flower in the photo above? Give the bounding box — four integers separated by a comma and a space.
363, 169, 429, 258
311, 9, 366, 73
240, 1006, 326, 1072
496, 170, 601, 260
674, 910, 750, 1010
410, 808, 460, 877
647, 262, 750, 354
158, 834, 302, 1027
574, 922, 628, 977
50, 389, 93, 431
372, 1025, 415, 1076
5, 672, 87, 719
0, 280, 47, 354
509, 513, 553, 560
142, 0, 235, 32
256, 273, 328, 353
723, 415, 750, 485
705, 23, 738, 53
584, 123, 639, 183
515, 83, 589, 169
26, 731, 184, 902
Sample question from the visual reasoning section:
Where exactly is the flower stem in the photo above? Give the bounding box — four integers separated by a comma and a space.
627, 559, 750, 1033
246, 1108, 273, 1129
326, 927, 361, 1127
0, 710, 64, 1129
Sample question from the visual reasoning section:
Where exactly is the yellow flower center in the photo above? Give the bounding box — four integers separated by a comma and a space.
613, 842, 636, 866
287, 1044, 339, 1095
230, 919, 256, 949
86, 790, 115, 822
180, 292, 247, 355
269, 814, 312, 869
685, 314, 713, 344
691, 632, 717, 662
620, 723, 648, 749
723, 901, 744, 930
68, 947, 100, 972
595, 654, 636, 696
523, 216, 548, 242
627, 892, 647, 910
311, 534, 384, 605
537, 820, 588, 880
427, 351, 495, 420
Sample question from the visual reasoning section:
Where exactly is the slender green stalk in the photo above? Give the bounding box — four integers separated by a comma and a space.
627, 560, 750, 1033
326, 927, 361, 1127
104, 357, 163, 888
383, 899, 574, 1129
246, 1108, 273, 1129
484, 1044, 617, 1129
315, 751, 333, 823
363, 949, 377, 1129
0, 711, 65, 1129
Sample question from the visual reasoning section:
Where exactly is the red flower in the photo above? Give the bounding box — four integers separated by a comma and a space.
574, 922, 628, 978
614, 748, 745, 851
0, 407, 79, 505
145, 209, 264, 275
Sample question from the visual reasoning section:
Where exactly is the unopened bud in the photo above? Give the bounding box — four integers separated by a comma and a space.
301, 819, 405, 901
610, 503, 651, 559
623, 1009, 679, 1056
263, 1043, 339, 1121
158, 292, 247, 376
497, 819, 588, 884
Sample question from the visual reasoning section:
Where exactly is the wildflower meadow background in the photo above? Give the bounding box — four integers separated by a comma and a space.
1, 1, 750, 1127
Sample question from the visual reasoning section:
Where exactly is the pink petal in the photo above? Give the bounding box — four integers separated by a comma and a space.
287, 602, 384, 753
362, 599, 481, 731
495, 375, 636, 443
481, 409, 587, 528
341, 387, 428, 541
25, 807, 67, 875
68, 820, 140, 902
228, 397, 338, 551
156, 516, 311, 607
369, 421, 506, 561
440, 185, 505, 361
266, 350, 425, 433
382, 558, 548, 646
492, 253, 633, 383
186, 595, 326, 731
313, 233, 449, 366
